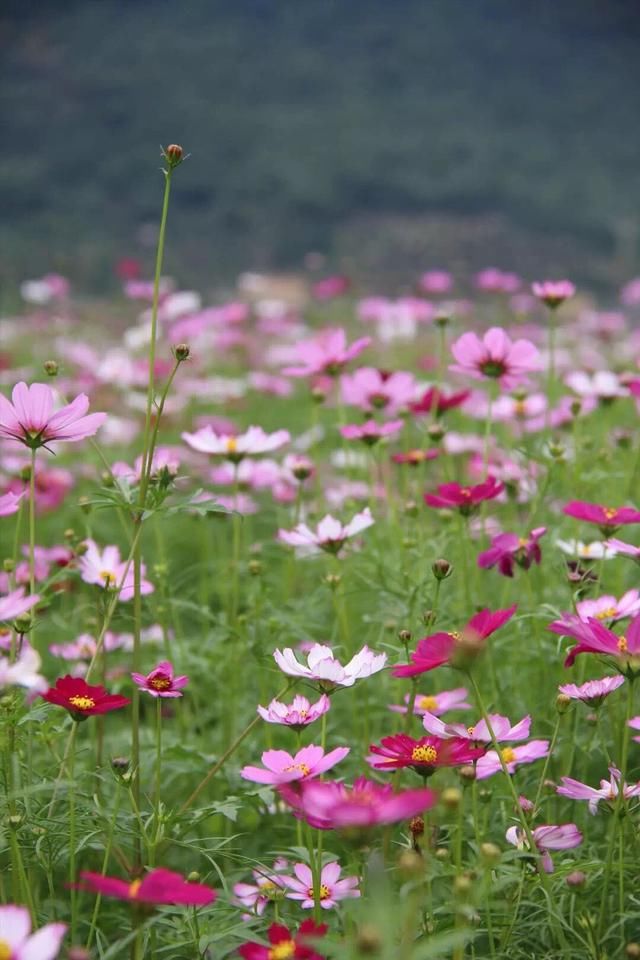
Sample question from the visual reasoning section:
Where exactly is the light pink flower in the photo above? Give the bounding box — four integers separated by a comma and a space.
0, 382, 106, 448
506, 823, 582, 872
558, 676, 624, 707
78, 539, 153, 602
450, 327, 541, 389
273, 643, 386, 689
282, 328, 371, 377
340, 420, 404, 444
282, 862, 360, 910
422, 713, 531, 745
604, 539, 640, 561
532, 280, 576, 308
557, 767, 640, 814
0, 904, 66, 959
388, 687, 471, 716
0, 646, 48, 696
575, 591, 640, 624
0, 589, 40, 624
629, 717, 640, 742
131, 661, 189, 698
340, 368, 417, 415
182, 425, 290, 461
257, 694, 330, 728
278, 509, 374, 555
475, 269, 521, 293
475, 740, 549, 780
0, 491, 24, 517
419, 270, 452, 294
240, 745, 349, 785
565, 370, 626, 401
232, 859, 290, 917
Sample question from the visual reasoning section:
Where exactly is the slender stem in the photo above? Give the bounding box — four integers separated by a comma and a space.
532, 713, 562, 814
28, 448, 36, 599
154, 697, 162, 817
69, 728, 78, 941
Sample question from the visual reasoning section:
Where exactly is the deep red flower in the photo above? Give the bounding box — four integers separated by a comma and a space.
239, 920, 328, 960
393, 605, 518, 677
563, 500, 640, 536
410, 387, 471, 416
424, 477, 504, 514
367, 733, 484, 775
76, 868, 216, 906
42, 675, 130, 720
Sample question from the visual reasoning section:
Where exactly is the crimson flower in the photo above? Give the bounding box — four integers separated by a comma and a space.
410, 386, 471, 416
424, 477, 504, 515
239, 920, 327, 960
393, 605, 517, 677
42, 676, 130, 720
77, 868, 216, 906
367, 733, 484, 776
563, 500, 640, 536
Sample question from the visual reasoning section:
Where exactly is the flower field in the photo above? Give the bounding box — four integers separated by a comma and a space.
2, 147, 640, 958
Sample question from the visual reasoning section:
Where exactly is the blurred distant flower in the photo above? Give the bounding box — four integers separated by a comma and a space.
0, 589, 40, 624
424, 477, 504, 514
340, 419, 403, 445
450, 327, 541, 389
78, 539, 153, 602
563, 500, 640, 536
477, 527, 546, 577
278, 509, 374, 555
282, 328, 371, 377
532, 280, 575, 308
182, 425, 290, 462
388, 687, 470, 716
0, 491, 24, 517
77, 868, 215, 906
0, 904, 65, 959
340, 368, 417, 415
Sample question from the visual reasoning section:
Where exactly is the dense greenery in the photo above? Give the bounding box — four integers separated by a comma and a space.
2, 0, 639, 289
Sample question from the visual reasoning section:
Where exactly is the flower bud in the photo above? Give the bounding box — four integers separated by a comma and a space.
556, 693, 572, 714
453, 874, 473, 897
432, 558, 452, 580
173, 343, 190, 361
427, 422, 445, 442
586, 712, 598, 726
402, 537, 416, 549
435, 847, 450, 861
43, 359, 59, 377
548, 441, 566, 461
569, 399, 582, 417
63, 528, 76, 542
409, 815, 424, 837
421, 609, 437, 627
324, 573, 341, 590
78, 496, 92, 515
434, 312, 451, 328
8, 814, 23, 830
3, 559, 15, 574
626, 945, 640, 959
248, 559, 262, 576
404, 500, 419, 517
187, 871, 201, 883
441, 787, 462, 811
398, 629, 412, 644
458, 765, 476, 786
397, 849, 424, 877
164, 143, 184, 167
478, 788, 492, 804
14, 613, 33, 634
356, 925, 382, 955
565, 870, 586, 889
480, 842, 501, 866
311, 386, 327, 404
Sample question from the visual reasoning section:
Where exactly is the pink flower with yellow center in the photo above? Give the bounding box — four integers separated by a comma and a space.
366, 733, 484, 776
241, 745, 349, 786
278, 776, 437, 829
556, 613, 640, 674
424, 478, 504, 515
557, 767, 640, 814
506, 823, 582, 873
558, 675, 624, 707
0, 905, 66, 960
76, 868, 216, 906
477, 527, 546, 577
475, 739, 549, 780
182, 425, 290, 462
257, 694, 330, 729
282, 862, 360, 910
531, 279, 576, 309
388, 687, 471, 716
563, 500, 640, 536
131, 661, 189, 698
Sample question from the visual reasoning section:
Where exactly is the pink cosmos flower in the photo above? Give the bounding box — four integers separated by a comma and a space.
475, 269, 521, 293
49, 631, 129, 661
367, 733, 484, 774
422, 712, 531, 745
0, 382, 106, 448
388, 687, 471, 716
279, 777, 437, 829
629, 717, 640, 743
393, 606, 517, 677
565, 370, 627, 401
273, 643, 386, 689
558, 613, 640, 671
131, 661, 189, 698
182, 425, 290, 461
0, 646, 48, 696
391, 448, 440, 466
340, 420, 404, 445
477, 527, 546, 577
78, 540, 154, 602
506, 823, 582, 873
450, 327, 541, 389
282, 328, 371, 377
410, 386, 471, 416
558, 675, 625, 707
257, 694, 331, 729
557, 767, 640, 814
77, 868, 216, 906
278, 509, 374, 555
232, 859, 290, 916
419, 270, 453, 294
340, 368, 417, 415
475, 739, 549, 780
563, 500, 640, 535
0, 491, 24, 517
605, 539, 640, 561
0, 589, 40, 623
575, 591, 640, 624
282, 862, 360, 910
241, 745, 349, 786
238, 920, 327, 960
531, 280, 576, 308
424, 477, 504, 514
0, 904, 66, 959
3, 464, 74, 514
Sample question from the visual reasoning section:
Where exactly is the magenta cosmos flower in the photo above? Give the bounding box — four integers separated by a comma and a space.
506, 823, 582, 873
449, 327, 541, 389
279, 777, 437, 829
0, 905, 66, 960
274, 643, 386, 689
0, 589, 40, 624
0, 491, 24, 517
558, 675, 624, 707
241, 745, 349, 786
340, 367, 417, 415
340, 419, 404, 445
78, 539, 153, 602
0, 382, 106, 449
477, 527, 546, 577
393, 605, 517, 677
282, 862, 360, 910
563, 500, 640, 536
367, 733, 484, 775
388, 687, 471, 716
557, 767, 640, 814
557, 614, 640, 673
77, 868, 216, 906
424, 477, 504, 515
257, 694, 330, 729
238, 920, 327, 960
131, 661, 189, 698
182, 424, 290, 462
410, 386, 471, 416
531, 280, 576, 309
278, 509, 374, 555
392, 448, 440, 466
282, 327, 371, 377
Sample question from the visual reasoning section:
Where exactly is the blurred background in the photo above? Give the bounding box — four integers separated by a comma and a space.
1, 0, 639, 295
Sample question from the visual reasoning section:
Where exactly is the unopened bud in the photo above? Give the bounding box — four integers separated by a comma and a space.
187, 871, 201, 883
434, 312, 451, 328
566, 870, 586, 889
111, 756, 130, 774
3, 559, 15, 574
615, 430, 632, 449
432, 558, 452, 580
63, 528, 76, 541
441, 787, 462, 811
569, 399, 582, 417
435, 847, 450, 861
164, 143, 184, 167
356, 925, 382, 955
556, 693, 572, 714
480, 842, 501, 866
8, 814, 23, 830
14, 613, 33, 634
311, 386, 326, 404
43, 359, 58, 377
458, 765, 476, 785
324, 573, 341, 590
409, 815, 424, 837
398, 629, 412, 644
453, 874, 473, 897
78, 496, 92, 514
404, 500, 419, 517
427, 422, 445, 442
248, 559, 262, 576
422, 609, 436, 627
397, 849, 424, 877
478, 788, 492, 804
173, 343, 190, 361
548, 441, 565, 460
586, 712, 598, 726
626, 945, 640, 959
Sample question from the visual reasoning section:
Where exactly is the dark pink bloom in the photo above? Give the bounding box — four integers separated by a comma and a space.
563, 500, 640, 535
392, 448, 440, 466
393, 605, 517, 677
450, 327, 541, 389
278, 777, 437, 829
558, 613, 640, 672
131, 661, 189, 698
366, 733, 484, 774
475, 269, 521, 294
42, 676, 130, 720
477, 527, 546, 577
424, 477, 504, 514
532, 280, 576, 308
238, 920, 327, 960
0, 382, 106, 449
312, 275, 350, 301
409, 386, 471, 416
77, 868, 216, 906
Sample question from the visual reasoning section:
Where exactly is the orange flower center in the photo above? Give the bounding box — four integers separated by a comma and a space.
69, 695, 95, 710
418, 695, 438, 711
514, 400, 527, 417
501, 747, 516, 764
603, 507, 618, 521
618, 636, 628, 652
411, 745, 438, 764
269, 942, 296, 960
284, 762, 311, 777
150, 676, 171, 690
0, 941, 12, 960
226, 437, 238, 453
307, 884, 330, 900
128, 879, 142, 899
595, 607, 617, 620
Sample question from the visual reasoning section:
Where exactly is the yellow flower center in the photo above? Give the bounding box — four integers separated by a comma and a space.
595, 607, 617, 620
69, 695, 95, 710
129, 878, 142, 899
307, 884, 330, 900
269, 942, 296, 960
460, 488, 472, 497
259, 880, 277, 896
603, 507, 618, 520
150, 676, 171, 690
418, 695, 438, 711
226, 437, 238, 453
411, 745, 438, 764
618, 636, 628, 652
514, 400, 527, 417
518, 537, 529, 547
408, 449, 426, 462
100, 570, 117, 588
284, 762, 311, 777
0, 941, 12, 960
501, 747, 516, 764
448, 630, 461, 641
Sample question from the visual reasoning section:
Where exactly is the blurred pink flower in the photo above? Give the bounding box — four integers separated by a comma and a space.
563, 500, 640, 535
558, 676, 624, 707
0, 490, 24, 517
240, 745, 349, 785
575, 591, 640, 624
282, 328, 371, 377
475, 269, 521, 293
340, 368, 417, 415
0, 589, 40, 623
450, 327, 541, 389
279, 776, 437, 829
532, 280, 576, 308
424, 477, 504, 514
182, 425, 290, 462
477, 527, 546, 577
340, 420, 404, 445
232, 859, 289, 917
0, 904, 66, 959
419, 270, 452, 294
278, 509, 374, 555
388, 687, 471, 716
78, 539, 153, 602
